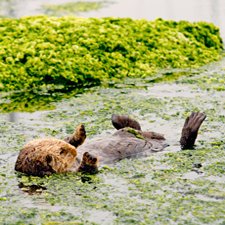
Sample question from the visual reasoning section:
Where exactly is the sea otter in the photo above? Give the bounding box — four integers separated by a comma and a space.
15, 111, 206, 176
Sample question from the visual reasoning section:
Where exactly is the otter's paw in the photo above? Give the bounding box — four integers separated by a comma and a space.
83, 152, 98, 165
76, 124, 86, 136
77, 152, 98, 173
68, 124, 86, 148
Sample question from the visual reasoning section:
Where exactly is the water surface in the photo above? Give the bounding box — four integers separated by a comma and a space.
1, 1, 225, 224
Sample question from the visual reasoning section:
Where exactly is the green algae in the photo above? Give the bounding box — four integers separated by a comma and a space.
1, 59, 225, 224
41, 1, 113, 17
0, 16, 223, 92
125, 127, 147, 141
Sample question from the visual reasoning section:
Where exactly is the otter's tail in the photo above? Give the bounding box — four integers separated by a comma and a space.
180, 112, 206, 149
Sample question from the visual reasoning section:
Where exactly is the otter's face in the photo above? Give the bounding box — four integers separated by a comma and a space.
58, 145, 77, 163
46, 143, 77, 174
15, 138, 78, 176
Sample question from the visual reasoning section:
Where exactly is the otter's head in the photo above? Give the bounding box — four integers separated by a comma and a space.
45, 140, 77, 174
15, 138, 78, 176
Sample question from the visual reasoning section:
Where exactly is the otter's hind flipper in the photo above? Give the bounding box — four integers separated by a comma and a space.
111, 114, 141, 130
180, 112, 206, 149
63, 124, 86, 148
77, 152, 98, 173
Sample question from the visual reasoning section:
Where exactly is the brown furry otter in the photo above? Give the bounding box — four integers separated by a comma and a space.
15, 112, 206, 176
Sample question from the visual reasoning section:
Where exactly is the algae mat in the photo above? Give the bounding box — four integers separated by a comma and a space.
0, 58, 225, 224
0, 16, 223, 92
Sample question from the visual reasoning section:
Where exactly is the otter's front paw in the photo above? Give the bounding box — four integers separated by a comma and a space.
76, 124, 86, 136
77, 152, 98, 173
83, 152, 98, 165
69, 124, 86, 148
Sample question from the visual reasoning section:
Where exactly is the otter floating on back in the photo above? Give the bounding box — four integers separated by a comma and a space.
15, 112, 206, 176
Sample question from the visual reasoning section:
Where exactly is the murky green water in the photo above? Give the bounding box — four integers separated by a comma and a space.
1, 57, 225, 224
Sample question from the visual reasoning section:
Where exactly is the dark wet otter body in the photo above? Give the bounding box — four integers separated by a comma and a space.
15, 112, 206, 176
75, 129, 168, 165
68, 112, 206, 171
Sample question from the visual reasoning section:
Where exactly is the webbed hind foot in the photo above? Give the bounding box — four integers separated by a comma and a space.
180, 111, 206, 149
63, 124, 86, 148
77, 152, 98, 173
111, 114, 141, 130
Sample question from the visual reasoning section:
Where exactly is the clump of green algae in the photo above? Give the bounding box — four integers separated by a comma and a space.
125, 127, 147, 141
0, 16, 223, 91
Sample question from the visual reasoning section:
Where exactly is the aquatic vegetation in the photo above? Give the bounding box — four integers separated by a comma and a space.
0, 85, 92, 113
0, 16, 223, 92
1, 29, 225, 224
0, 87, 225, 224
126, 127, 147, 141
41, 1, 113, 17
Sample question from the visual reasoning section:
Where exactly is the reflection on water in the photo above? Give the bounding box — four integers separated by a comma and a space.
18, 182, 47, 195
1, 69, 197, 122
0, 85, 92, 113
1, 86, 93, 122
1, 0, 225, 122
8, 112, 17, 122
6, 111, 47, 123
146, 71, 197, 84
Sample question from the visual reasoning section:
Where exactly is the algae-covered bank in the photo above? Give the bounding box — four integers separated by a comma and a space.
0, 16, 223, 91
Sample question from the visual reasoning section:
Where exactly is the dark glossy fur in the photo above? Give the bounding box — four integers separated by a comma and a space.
111, 114, 141, 130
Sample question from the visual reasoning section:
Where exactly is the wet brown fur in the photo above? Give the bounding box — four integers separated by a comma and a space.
63, 124, 86, 148
15, 112, 206, 176
15, 139, 77, 176
15, 124, 91, 176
